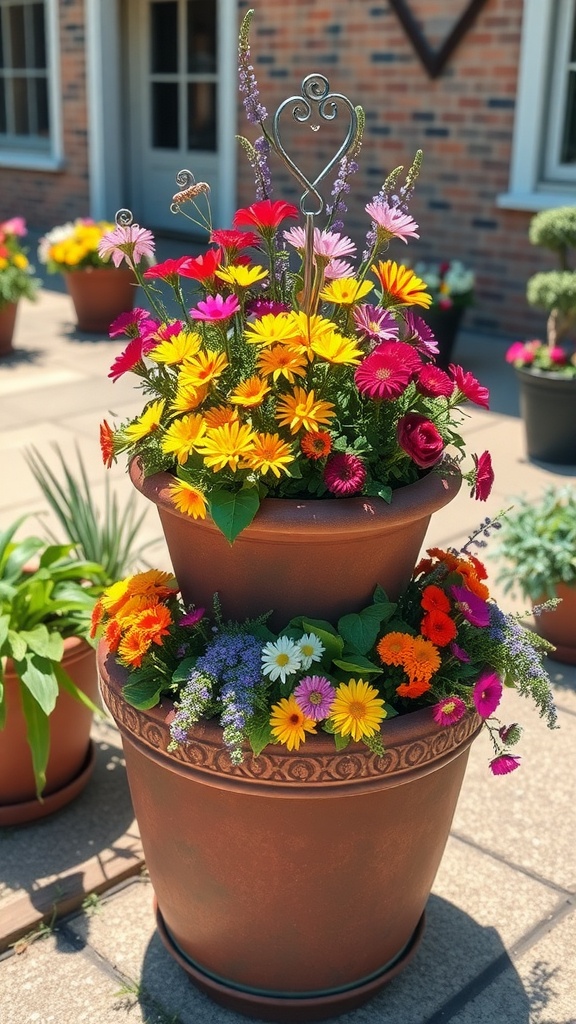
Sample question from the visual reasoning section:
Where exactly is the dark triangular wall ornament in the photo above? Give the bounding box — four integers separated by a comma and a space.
388, 0, 491, 79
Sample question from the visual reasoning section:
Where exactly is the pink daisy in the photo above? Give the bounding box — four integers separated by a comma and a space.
283, 226, 357, 260
98, 223, 155, 268
401, 311, 439, 357
293, 676, 336, 720
451, 586, 491, 628
432, 696, 467, 727
189, 294, 240, 321
153, 320, 185, 341
490, 754, 521, 776
471, 450, 494, 502
449, 365, 490, 409
353, 304, 399, 345
505, 340, 537, 365
472, 671, 503, 718
355, 342, 418, 400
365, 200, 420, 243
324, 258, 356, 280
324, 453, 367, 496
109, 308, 158, 339
416, 365, 454, 398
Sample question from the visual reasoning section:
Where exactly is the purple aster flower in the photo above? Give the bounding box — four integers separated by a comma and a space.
450, 642, 470, 663
472, 671, 503, 718
293, 676, 336, 720
451, 586, 491, 628
432, 696, 467, 727
490, 754, 521, 775
353, 304, 399, 345
246, 298, 291, 318
179, 607, 205, 627
401, 310, 439, 357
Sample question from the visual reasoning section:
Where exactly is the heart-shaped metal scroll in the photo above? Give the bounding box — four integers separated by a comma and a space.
271, 74, 358, 217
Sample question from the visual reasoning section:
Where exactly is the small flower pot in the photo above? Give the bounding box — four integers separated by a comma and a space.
64, 267, 136, 334
515, 367, 576, 465
533, 583, 576, 665
421, 305, 465, 368
0, 301, 18, 357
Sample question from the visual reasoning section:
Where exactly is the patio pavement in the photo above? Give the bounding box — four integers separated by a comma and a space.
0, 282, 575, 1024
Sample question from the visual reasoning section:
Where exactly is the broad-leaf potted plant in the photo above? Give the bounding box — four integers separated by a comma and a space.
492, 484, 576, 665
37, 218, 137, 333
0, 217, 41, 356
505, 206, 576, 464
91, 11, 554, 1020
0, 518, 107, 825
412, 259, 475, 367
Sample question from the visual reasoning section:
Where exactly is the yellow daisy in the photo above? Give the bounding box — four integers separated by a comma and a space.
124, 400, 165, 443
168, 479, 208, 519
244, 313, 299, 347
241, 432, 295, 477
319, 278, 373, 306
284, 311, 334, 358
275, 387, 336, 434
330, 678, 387, 743
149, 331, 203, 365
371, 260, 432, 308
195, 420, 257, 472
100, 577, 132, 614
180, 349, 229, 387
257, 344, 308, 383
310, 329, 363, 365
161, 413, 206, 464
229, 375, 271, 407
216, 264, 268, 289
171, 382, 208, 414
269, 695, 317, 751
203, 405, 239, 428
128, 569, 178, 597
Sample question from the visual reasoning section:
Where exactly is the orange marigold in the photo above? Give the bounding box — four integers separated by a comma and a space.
402, 636, 441, 683
99, 419, 116, 469
118, 627, 151, 668
420, 610, 457, 647
377, 631, 414, 667
426, 547, 459, 572
300, 430, 332, 460
132, 604, 172, 646
396, 680, 432, 698
104, 619, 122, 653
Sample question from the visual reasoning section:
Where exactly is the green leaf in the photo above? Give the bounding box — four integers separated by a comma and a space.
301, 618, 344, 665
209, 487, 260, 544
7, 630, 27, 663
122, 676, 164, 710
337, 603, 396, 655
333, 730, 350, 751
247, 715, 274, 757
19, 625, 64, 661
19, 684, 50, 799
0, 614, 9, 653
17, 653, 59, 715
54, 663, 102, 715
171, 657, 198, 685
333, 654, 382, 676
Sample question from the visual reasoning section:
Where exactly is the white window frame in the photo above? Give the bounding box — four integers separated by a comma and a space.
0, 0, 63, 170
498, 0, 576, 211
545, 0, 576, 181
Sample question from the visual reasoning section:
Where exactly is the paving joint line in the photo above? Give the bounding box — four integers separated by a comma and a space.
450, 830, 574, 896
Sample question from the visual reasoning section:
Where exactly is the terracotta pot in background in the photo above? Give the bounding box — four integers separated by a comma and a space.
421, 304, 465, 369
64, 267, 136, 333
533, 583, 576, 665
0, 637, 99, 826
99, 646, 481, 1023
515, 367, 576, 465
129, 459, 462, 630
0, 301, 18, 357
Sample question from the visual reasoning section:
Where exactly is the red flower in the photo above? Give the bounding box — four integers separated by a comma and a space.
233, 200, 299, 233
143, 257, 190, 281
354, 343, 416, 400
416, 365, 454, 398
421, 585, 451, 613
178, 248, 222, 281
99, 420, 115, 468
397, 413, 444, 468
211, 229, 260, 252
471, 450, 494, 501
108, 336, 157, 381
450, 364, 490, 409
420, 610, 457, 647
323, 453, 367, 495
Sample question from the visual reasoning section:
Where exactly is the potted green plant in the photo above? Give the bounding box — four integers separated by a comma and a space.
0, 517, 106, 826
0, 217, 41, 356
492, 484, 576, 664
505, 206, 576, 464
412, 258, 475, 367
37, 218, 137, 333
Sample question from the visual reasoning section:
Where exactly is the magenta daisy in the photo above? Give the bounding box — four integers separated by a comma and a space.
109, 308, 158, 340
108, 336, 158, 381
293, 676, 336, 720
246, 298, 291, 318
365, 199, 420, 243
353, 304, 399, 345
450, 642, 470, 663
143, 257, 191, 282
449, 365, 490, 409
432, 696, 467, 727
401, 310, 439, 357
324, 453, 367, 495
210, 228, 260, 253
471, 450, 494, 502
490, 754, 521, 776
451, 586, 490, 628
98, 223, 155, 268
179, 607, 205, 627
416, 365, 454, 398
189, 294, 241, 321
354, 345, 415, 400
472, 671, 503, 718
153, 320, 185, 341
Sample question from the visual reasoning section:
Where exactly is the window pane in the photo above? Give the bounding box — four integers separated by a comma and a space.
187, 1, 216, 73
0, 79, 6, 132
32, 3, 46, 68
561, 71, 576, 164
9, 5, 26, 68
33, 74, 48, 134
0, 14, 4, 69
13, 75, 29, 133
152, 81, 178, 147
187, 81, 216, 150
151, 1, 177, 74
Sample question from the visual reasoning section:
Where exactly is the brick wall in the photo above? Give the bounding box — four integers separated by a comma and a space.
0, 0, 90, 232
236, 0, 555, 341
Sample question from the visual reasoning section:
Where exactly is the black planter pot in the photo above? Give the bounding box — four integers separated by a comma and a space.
421, 305, 465, 368
515, 367, 576, 464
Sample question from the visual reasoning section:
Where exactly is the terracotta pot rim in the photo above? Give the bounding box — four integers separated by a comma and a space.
515, 366, 576, 385
98, 643, 481, 797
63, 266, 134, 277
129, 457, 462, 536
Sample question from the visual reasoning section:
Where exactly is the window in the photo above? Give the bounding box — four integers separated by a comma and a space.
498, 0, 576, 210
0, 0, 61, 168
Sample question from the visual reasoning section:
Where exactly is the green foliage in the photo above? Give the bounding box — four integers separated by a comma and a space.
526, 270, 576, 317
0, 516, 105, 798
25, 443, 149, 588
492, 486, 576, 600
0, 220, 40, 308
529, 206, 576, 255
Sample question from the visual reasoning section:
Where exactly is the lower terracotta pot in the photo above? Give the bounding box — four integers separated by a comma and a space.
515, 367, 576, 465
99, 645, 481, 1022
533, 583, 576, 665
0, 637, 99, 826
0, 301, 18, 356
64, 267, 136, 333
130, 459, 462, 630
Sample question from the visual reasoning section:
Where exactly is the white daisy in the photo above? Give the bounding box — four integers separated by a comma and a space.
261, 636, 302, 683
297, 632, 325, 670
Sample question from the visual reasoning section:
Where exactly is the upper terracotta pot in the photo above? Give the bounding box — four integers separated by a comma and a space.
64, 267, 136, 333
130, 459, 462, 629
